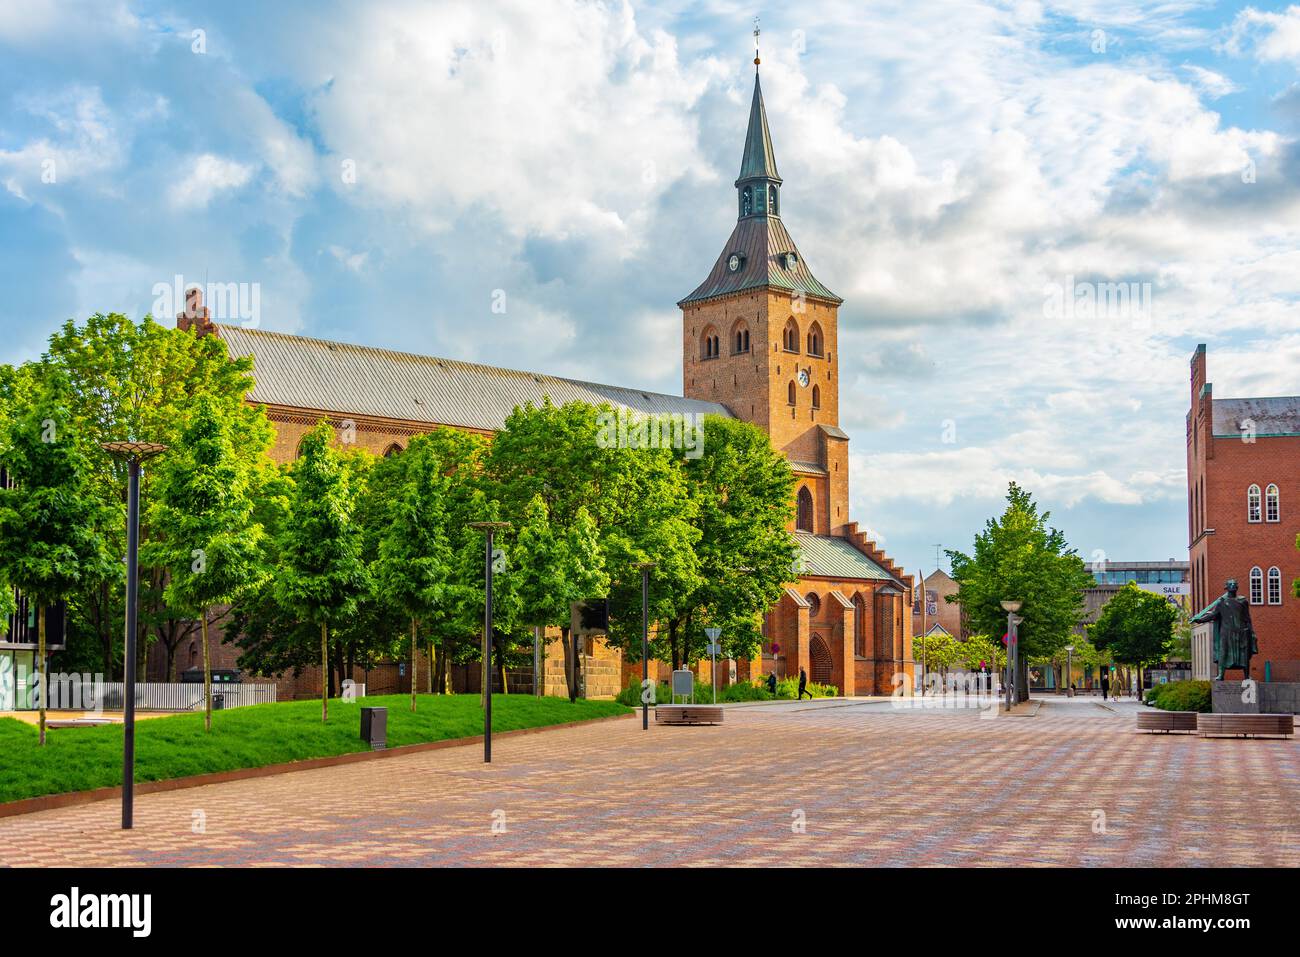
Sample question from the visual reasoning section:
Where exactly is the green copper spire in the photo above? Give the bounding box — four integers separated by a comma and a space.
735, 70, 782, 219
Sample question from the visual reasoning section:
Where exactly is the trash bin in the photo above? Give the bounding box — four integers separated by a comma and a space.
213, 693, 225, 710
361, 706, 387, 750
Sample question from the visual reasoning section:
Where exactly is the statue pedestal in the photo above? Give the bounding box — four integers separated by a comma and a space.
1212, 680, 1300, 714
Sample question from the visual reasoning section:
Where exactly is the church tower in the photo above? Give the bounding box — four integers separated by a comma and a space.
680, 62, 850, 537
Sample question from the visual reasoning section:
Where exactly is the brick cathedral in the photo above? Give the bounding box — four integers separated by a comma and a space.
160, 65, 916, 699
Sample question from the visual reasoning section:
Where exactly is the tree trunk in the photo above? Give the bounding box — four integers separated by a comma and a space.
320, 621, 329, 722
201, 607, 212, 732
164, 640, 177, 685
428, 641, 435, 694
669, 619, 681, 672
38, 604, 46, 747
410, 618, 418, 712
561, 626, 578, 702
498, 645, 508, 696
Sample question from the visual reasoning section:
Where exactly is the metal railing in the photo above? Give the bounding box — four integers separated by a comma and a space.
53, 681, 278, 712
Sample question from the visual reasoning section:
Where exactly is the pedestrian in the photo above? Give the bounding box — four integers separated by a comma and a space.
766, 671, 777, 697
1100, 671, 1111, 701
798, 667, 812, 700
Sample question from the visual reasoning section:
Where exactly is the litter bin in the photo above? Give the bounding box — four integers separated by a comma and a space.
212, 693, 225, 710
361, 706, 387, 750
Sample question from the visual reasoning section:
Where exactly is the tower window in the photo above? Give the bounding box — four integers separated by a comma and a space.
812, 385, 821, 409
796, 486, 814, 532
701, 327, 720, 360
787, 381, 796, 406
731, 321, 751, 355
783, 318, 800, 353
807, 321, 824, 357
742, 186, 753, 217
769, 185, 778, 215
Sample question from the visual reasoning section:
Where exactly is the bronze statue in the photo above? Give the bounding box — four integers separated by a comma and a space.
1191, 578, 1258, 680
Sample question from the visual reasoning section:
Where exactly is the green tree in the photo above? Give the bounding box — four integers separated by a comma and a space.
947, 482, 1093, 702
1089, 583, 1178, 686
145, 394, 269, 729
275, 422, 369, 721
375, 434, 459, 711
512, 495, 607, 701
0, 370, 115, 743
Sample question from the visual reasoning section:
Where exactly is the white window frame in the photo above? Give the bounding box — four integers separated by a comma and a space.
1249, 566, 1264, 605
1268, 567, 1283, 605
1247, 484, 1262, 523
1266, 484, 1280, 523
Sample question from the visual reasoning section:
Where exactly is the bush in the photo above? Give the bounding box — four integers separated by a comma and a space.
614, 674, 839, 706
1149, 679, 1211, 713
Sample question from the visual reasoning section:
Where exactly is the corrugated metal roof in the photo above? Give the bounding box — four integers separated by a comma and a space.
679, 215, 841, 306
790, 460, 827, 475
794, 532, 900, 584
218, 326, 733, 431
1212, 396, 1300, 437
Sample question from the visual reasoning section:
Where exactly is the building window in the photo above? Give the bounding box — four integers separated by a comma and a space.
701, 328, 720, 359
853, 593, 867, 656
783, 318, 800, 353
1249, 566, 1264, 605
1266, 483, 1280, 523
796, 486, 814, 532
811, 385, 821, 409
806, 322, 824, 357
383, 443, 403, 457
1268, 567, 1282, 605
805, 593, 821, 618
731, 321, 750, 355
768, 184, 779, 215
742, 186, 753, 217
787, 381, 796, 406
1247, 484, 1261, 523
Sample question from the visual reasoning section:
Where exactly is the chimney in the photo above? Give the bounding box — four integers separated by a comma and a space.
177, 285, 217, 337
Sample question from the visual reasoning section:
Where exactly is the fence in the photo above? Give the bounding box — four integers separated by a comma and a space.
55, 681, 278, 712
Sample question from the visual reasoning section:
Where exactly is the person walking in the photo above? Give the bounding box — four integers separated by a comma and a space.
766, 671, 777, 697
798, 667, 812, 700
1100, 670, 1111, 701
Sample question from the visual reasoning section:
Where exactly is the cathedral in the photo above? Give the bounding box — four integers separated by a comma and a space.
166, 64, 915, 699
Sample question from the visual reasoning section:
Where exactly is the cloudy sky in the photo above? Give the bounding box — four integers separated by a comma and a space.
2, 0, 1299, 578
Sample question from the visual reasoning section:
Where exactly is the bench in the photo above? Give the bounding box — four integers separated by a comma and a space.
655, 705, 723, 726
47, 718, 113, 729
1197, 713, 1294, 739
1135, 710, 1198, 733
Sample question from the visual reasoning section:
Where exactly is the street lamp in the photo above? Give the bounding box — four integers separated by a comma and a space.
1064, 644, 1075, 696
101, 440, 167, 830
635, 561, 656, 730
469, 521, 511, 763
1000, 600, 1023, 712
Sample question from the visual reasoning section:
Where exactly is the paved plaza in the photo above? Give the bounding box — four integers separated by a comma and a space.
2, 696, 1297, 867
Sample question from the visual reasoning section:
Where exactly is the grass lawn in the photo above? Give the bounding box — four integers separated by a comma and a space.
0, 694, 629, 805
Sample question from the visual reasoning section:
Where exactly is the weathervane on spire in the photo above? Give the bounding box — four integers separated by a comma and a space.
753, 16, 761, 68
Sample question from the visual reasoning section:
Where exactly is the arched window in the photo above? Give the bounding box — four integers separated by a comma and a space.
809, 634, 832, 684
1268, 566, 1283, 605
383, 443, 403, 457
796, 486, 814, 532
1249, 566, 1264, 605
701, 327, 719, 359
805, 593, 821, 618
783, 318, 800, 353
787, 381, 796, 406
1266, 483, 1280, 523
811, 385, 821, 409
768, 184, 779, 215
806, 321, 824, 357
1247, 484, 1261, 523
853, 593, 867, 656
742, 186, 753, 217
731, 320, 750, 355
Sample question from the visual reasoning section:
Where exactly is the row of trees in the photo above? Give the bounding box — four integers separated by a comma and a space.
0, 314, 802, 733
945, 482, 1179, 702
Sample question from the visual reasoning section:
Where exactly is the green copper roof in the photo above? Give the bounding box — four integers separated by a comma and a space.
678, 215, 841, 305
793, 532, 902, 584
736, 72, 781, 185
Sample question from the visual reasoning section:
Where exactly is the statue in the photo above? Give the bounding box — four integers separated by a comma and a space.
1191, 578, 1258, 680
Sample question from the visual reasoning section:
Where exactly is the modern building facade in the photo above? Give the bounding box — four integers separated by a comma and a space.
910, 568, 965, 642
159, 64, 915, 698
1187, 344, 1300, 680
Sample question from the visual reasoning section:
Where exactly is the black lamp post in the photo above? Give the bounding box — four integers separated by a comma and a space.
470, 521, 510, 763
1000, 599, 1023, 711
635, 561, 656, 730
101, 440, 167, 830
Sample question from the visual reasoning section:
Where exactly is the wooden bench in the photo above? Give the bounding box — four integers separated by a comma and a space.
655, 705, 723, 726
1136, 710, 1198, 733
1197, 713, 1294, 739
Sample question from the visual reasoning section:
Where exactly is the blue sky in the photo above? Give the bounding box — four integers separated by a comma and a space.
2, 0, 1299, 579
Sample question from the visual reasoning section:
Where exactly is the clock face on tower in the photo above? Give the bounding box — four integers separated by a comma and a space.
728, 253, 742, 272
798, 369, 810, 387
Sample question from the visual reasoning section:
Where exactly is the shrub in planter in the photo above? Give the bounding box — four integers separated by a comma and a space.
1150, 679, 1211, 713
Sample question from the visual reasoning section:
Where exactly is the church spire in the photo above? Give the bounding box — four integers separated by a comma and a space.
735, 25, 782, 220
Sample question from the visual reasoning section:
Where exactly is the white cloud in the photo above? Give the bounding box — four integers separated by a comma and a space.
167, 154, 255, 210
1227, 5, 1300, 63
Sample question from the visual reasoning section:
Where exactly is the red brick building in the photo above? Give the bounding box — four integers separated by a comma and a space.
151, 66, 914, 698
1187, 344, 1300, 680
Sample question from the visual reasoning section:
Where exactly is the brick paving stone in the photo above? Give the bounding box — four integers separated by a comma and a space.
1, 698, 1297, 867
